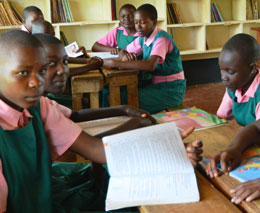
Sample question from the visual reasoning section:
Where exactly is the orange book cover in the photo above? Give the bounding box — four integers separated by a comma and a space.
3, 0, 18, 25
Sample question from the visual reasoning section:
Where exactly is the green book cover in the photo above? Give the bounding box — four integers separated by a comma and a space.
153, 106, 227, 131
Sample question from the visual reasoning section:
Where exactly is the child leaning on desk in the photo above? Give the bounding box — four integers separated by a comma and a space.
206, 33, 260, 204
103, 4, 186, 114
0, 30, 202, 212
92, 4, 138, 54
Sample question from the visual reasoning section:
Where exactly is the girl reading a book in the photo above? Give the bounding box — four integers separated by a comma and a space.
216, 33, 260, 126
206, 33, 260, 204
91, 4, 138, 54
103, 4, 186, 114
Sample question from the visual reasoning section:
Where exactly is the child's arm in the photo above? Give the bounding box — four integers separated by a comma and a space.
206, 120, 260, 178
69, 57, 103, 76
92, 42, 119, 54
70, 105, 157, 124
103, 55, 160, 72
69, 131, 106, 164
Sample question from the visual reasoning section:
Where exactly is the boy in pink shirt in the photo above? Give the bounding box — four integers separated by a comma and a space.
0, 30, 202, 212
21, 6, 44, 33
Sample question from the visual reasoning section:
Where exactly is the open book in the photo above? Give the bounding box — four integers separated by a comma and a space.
87, 52, 118, 59
103, 122, 200, 211
229, 146, 260, 182
153, 107, 227, 131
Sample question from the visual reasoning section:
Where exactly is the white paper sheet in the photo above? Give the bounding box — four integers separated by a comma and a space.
87, 52, 118, 59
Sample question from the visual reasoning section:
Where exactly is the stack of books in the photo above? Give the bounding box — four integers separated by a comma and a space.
167, 3, 182, 24
211, 2, 223, 22
0, 0, 22, 26
51, 0, 74, 23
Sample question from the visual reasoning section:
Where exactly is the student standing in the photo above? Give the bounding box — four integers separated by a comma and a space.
104, 4, 186, 114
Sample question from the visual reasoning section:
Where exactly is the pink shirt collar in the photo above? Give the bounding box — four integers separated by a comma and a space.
118, 26, 139, 37
0, 99, 32, 130
144, 27, 162, 46
235, 69, 260, 102
21, 25, 30, 33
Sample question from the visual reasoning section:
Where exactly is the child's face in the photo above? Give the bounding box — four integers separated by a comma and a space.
0, 46, 47, 109
119, 8, 135, 29
23, 12, 44, 33
44, 44, 69, 94
219, 50, 254, 91
134, 10, 156, 38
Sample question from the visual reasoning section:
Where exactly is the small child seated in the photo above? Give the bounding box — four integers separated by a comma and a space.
216, 33, 260, 126
21, 5, 44, 33
0, 30, 202, 212
92, 4, 138, 54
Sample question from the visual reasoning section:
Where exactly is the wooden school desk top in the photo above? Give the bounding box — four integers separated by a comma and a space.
139, 171, 241, 213
184, 120, 260, 212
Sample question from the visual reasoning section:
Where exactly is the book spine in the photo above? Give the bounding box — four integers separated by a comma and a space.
0, 2, 11, 25
213, 2, 223, 22
3, 0, 17, 25
210, 4, 217, 22
172, 3, 182, 24
9, 3, 22, 23
167, 4, 174, 24
169, 4, 178, 24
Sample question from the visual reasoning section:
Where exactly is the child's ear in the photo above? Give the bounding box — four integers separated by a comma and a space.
249, 62, 258, 75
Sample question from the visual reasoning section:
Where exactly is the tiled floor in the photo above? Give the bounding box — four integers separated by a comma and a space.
182, 82, 225, 115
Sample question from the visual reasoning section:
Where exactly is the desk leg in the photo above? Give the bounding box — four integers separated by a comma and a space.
72, 93, 83, 110
127, 84, 139, 107
89, 92, 99, 109
109, 85, 121, 106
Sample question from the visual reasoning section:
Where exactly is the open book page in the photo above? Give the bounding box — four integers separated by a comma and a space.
77, 116, 130, 136
87, 52, 118, 59
103, 122, 199, 210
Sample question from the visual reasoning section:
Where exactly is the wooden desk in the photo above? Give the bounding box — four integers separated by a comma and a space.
140, 171, 241, 213
184, 121, 260, 212
102, 68, 139, 107
71, 70, 104, 110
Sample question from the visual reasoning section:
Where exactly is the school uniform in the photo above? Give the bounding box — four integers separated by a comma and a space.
99, 26, 139, 107
217, 70, 260, 126
126, 27, 186, 114
97, 25, 139, 50
0, 97, 106, 212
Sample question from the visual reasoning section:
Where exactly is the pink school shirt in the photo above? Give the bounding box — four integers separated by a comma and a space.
126, 27, 174, 64
98, 26, 139, 47
0, 96, 82, 212
47, 97, 72, 118
217, 70, 260, 120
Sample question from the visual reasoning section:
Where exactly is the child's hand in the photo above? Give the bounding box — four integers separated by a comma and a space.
206, 148, 241, 178
185, 140, 203, 168
110, 47, 119, 55
89, 56, 103, 68
230, 179, 260, 204
75, 46, 87, 56
123, 105, 157, 124
180, 126, 195, 139
122, 53, 137, 61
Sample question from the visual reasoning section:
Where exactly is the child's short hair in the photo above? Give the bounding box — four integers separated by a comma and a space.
137, 4, 157, 21
120, 4, 136, 13
22, 6, 43, 19
33, 33, 62, 46
0, 30, 43, 51
222, 33, 260, 65
32, 20, 54, 35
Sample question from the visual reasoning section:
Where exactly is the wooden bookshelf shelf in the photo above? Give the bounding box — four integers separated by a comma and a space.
1, 0, 260, 60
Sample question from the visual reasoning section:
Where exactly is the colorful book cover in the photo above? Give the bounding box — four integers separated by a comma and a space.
153, 107, 227, 131
229, 146, 260, 182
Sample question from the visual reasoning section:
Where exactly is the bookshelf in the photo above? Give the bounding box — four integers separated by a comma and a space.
2, 0, 260, 60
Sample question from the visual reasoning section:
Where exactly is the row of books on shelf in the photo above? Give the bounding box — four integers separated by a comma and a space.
167, 3, 182, 24
0, 0, 21, 26
247, 0, 260, 20
51, 0, 74, 23
211, 2, 223, 22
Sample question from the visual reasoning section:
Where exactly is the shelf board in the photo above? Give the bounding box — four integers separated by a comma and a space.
205, 48, 222, 53
207, 21, 241, 26
0, 25, 21, 30
53, 20, 119, 27
180, 49, 205, 55
167, 22, 204, 28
